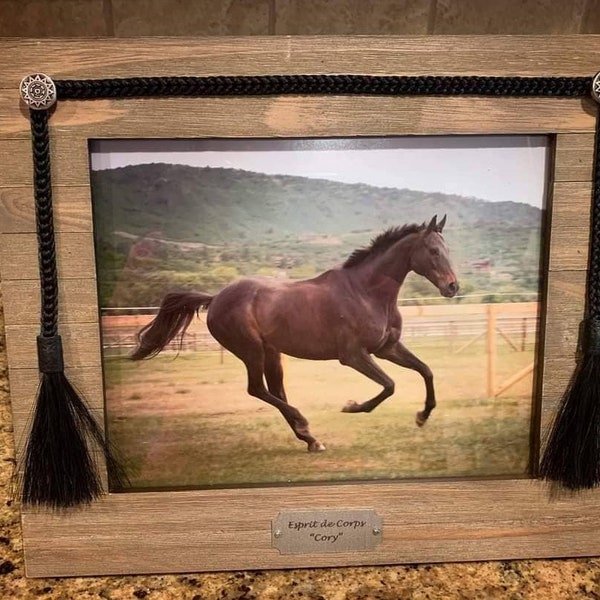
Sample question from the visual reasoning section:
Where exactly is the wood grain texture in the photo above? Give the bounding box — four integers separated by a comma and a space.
554, 133, 596, 182
0, 187, 93, 234
1, 278, 98, 326
0, 140, 33, 187
547, 171, 593, 271
2, 97, 595, 141
550, 180, 593, 228
543, 270, 586, 360
539, 270, 585, 435
1, 36, 599, 577
0, 138, 89, 187
540, 356, 582, 431
2, 37, 600, 87
547, 226, 591, 271
20, 479, 600, 577
0, 232, 96, 281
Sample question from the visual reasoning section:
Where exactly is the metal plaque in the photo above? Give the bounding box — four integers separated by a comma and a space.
272, 509, 383, 554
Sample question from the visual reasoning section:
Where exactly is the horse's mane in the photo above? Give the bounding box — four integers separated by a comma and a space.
343, 223, 425, 269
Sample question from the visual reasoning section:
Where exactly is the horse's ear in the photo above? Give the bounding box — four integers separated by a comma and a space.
437, 214, 447, 232
426, 215, 438, 234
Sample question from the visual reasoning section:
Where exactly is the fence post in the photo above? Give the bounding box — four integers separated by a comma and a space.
448, 321, 456, 352
487, 304, 496, 398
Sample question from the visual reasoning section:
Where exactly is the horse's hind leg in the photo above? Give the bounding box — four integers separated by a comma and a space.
208, 297, 323, 452
264, 345, 287, 402
375, 341, 435, 426
244, 348, 325, 452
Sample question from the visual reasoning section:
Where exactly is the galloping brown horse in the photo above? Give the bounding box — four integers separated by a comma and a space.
131, 215, 459, 452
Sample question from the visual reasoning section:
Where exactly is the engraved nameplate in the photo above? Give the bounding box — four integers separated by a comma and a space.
272, 509, 383, 554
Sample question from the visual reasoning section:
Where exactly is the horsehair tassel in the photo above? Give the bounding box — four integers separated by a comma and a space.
539, 72, 600, 489
19, 75, 126, 509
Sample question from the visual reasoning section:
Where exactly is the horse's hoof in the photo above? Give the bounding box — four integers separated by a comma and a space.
415, 411, 427, 427
308, 441, 327, 452
341, 400, 360, 413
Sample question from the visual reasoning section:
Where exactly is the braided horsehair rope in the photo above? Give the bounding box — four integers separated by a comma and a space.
16, 71, 600, 499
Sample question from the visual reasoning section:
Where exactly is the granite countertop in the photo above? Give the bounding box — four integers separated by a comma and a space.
1, 297, 600, 599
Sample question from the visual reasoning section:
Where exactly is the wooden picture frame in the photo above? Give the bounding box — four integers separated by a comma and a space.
1, 35, 599, 577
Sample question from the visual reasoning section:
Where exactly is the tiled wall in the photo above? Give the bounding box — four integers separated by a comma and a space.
0, 0, 599, 37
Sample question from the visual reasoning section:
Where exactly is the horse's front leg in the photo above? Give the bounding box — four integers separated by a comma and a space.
339, 349, 395, 413
375, 341, 435, 426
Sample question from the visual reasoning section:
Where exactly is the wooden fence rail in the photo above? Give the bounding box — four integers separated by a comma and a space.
100, 302, 539, 398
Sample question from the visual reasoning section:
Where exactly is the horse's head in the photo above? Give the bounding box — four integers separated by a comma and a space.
410, 215, 459, 298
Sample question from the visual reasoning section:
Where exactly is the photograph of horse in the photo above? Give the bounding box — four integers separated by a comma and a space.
91, 135, 545, 489
131, 216, 459, 453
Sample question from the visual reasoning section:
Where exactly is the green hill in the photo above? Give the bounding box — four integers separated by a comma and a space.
90, 163, 543, 307
91, 162, 540, 244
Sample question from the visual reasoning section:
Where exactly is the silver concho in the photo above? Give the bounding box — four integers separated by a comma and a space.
593, 71, 600, 104
20, 73, 57, 110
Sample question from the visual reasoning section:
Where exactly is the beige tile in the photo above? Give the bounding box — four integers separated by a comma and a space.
433, 0, 587, 34
112, 0, 270, 36
581, 0, 600, 32
274, 0, 432, 35
0, 0, 108, 37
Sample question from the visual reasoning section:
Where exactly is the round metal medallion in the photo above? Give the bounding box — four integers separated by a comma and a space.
593, 71, 600, 104
20, 73, 57, 110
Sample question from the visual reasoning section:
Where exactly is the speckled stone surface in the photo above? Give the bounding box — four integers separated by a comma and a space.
1, 0, 600, 595
2, 292, 600, 599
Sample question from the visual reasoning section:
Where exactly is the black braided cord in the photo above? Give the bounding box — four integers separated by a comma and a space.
586, 103, 600, 350
55, 74, 592, 100
23, 71, 600, 498
29, 109, 58, 340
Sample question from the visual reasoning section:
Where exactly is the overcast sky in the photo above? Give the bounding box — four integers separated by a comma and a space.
90, 136, 549, 207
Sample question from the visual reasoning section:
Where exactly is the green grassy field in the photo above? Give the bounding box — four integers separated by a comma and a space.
104, 339, 535, 490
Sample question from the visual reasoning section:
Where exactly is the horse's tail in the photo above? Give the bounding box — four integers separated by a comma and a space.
130, 291, 213, 360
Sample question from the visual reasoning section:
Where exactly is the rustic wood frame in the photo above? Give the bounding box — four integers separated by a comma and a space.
1, 36, 599, 577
